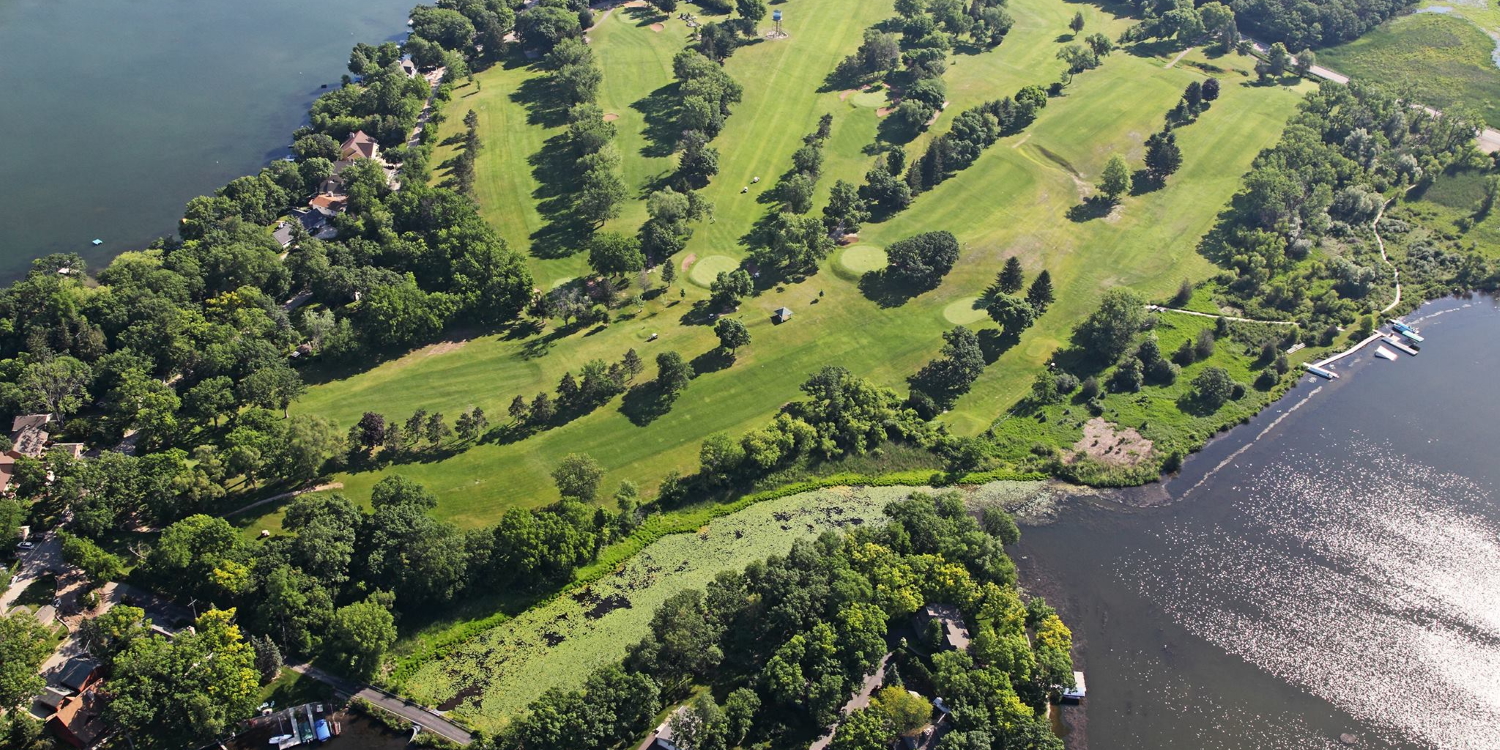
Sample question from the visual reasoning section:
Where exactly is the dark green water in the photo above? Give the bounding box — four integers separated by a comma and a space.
1019, 296, 1500, 749
0, 0, 413, 279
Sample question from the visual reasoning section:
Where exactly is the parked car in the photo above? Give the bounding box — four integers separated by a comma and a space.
16, 541, 34, 550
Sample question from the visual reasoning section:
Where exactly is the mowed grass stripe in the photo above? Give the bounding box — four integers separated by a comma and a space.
278, 0, 1310, 533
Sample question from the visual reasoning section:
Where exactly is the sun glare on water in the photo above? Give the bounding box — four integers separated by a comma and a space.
1130, 443, 1500, 749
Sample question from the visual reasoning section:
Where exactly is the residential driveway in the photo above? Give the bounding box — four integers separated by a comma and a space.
1, 532, 63, 614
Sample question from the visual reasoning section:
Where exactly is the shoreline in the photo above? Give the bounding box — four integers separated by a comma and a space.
1049, 292, 1494, 513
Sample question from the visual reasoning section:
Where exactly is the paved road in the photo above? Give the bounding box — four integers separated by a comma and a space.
1, 532, 62, 614
287, 663, 472, 745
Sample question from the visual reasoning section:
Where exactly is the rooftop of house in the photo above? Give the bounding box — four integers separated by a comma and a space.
919, 603, 972, 653
49, 684, 107, 748
340, 130, 380, 160
308, 194, 348, 213
11, 425, 49, 458
56, 658, 100, 694
272, 223, 296, 248
12, 414, 51, 433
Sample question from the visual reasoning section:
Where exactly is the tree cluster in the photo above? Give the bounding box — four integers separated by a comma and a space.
749, 117, 840, 277
1207, 83, 1489, 334
517, 0, 588, 53
444, 109, 484, 196
885, 231, 961, 289
1228, 0, 1412, 49
877, 86, 1047, 205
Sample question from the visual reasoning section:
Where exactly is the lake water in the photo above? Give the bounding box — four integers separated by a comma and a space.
1018, 296, 1500, 750
0, 0, 413, 280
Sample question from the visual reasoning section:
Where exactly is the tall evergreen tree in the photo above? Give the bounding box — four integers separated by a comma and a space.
997, 257, 1025, 294
1027, 270, 1055, 312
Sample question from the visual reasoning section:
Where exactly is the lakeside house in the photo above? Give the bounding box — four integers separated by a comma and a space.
340, 130, 380, 161
914, 603, 972, 653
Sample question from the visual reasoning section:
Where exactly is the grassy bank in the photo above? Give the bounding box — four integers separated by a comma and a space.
397, 479, 1046, 732
1320, 11, 1500, 129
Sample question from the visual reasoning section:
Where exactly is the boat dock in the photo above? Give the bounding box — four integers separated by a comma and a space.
1380, 335, 1419, 357
1304, 363, 1340, 380
1390, 320, 1425, 342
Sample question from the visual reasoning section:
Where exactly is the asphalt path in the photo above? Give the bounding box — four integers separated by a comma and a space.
288, 662, 473, 745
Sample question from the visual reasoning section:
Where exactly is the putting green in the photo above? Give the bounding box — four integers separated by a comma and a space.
835, 244, 887, 278
942, 296, 987, 325
688, 255, 739, 287
850, 90, 887, 108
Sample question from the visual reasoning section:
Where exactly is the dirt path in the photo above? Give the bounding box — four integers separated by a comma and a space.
222, 482, 344, 518
1164, 46, 1194, 68
1146, 304, 1297, 325
1373, 196, 1402, 314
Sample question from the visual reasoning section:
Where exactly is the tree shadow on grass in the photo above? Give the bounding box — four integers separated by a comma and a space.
1121, 39, 1180, 60
510, 65, 569, 129
690, 347, 734, 375
977, 329, 1019, 365
678, 299, 725, 326
857, 269, 926, 308
875, 108, 921, 146
619, 381, 679, 426
1066, 197, 1116, 222
632, 83, 682, 158
528, 134, 593, 258
624, 5, 667, 25
1129, 169, 1163, 197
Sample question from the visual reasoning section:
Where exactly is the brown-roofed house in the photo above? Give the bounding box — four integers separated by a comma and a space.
48, 683, 107, 749
12, 414, 51, 433
308, 193, 348, 213
340, 130, 380, 161
8, 413, 51, 459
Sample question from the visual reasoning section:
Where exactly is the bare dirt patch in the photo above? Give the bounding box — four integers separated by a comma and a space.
602, 112, 620, 122
839, 89, 856, 101
622, 0, 648, 6
876, 106, 895, 117
649, 22, 665, 32
680, 252, 697, 271
424, 339, 469, 356
1071, 417, 1154, 467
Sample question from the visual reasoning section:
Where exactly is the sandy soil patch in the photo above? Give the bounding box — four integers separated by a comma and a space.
602, 112, 620, 122
925, 101, 950, 127
876, 106, 895, 118
1071, 417, 1154, 467
839, 89, 856, 101
680, 252, 697, 271
623, 0, 648, 6
650, 22, 665, 32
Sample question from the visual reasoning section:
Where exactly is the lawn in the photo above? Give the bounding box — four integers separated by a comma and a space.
400, 480, 1046, 732
271, 0, 1312, 533
1320, 11, 1500, 129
